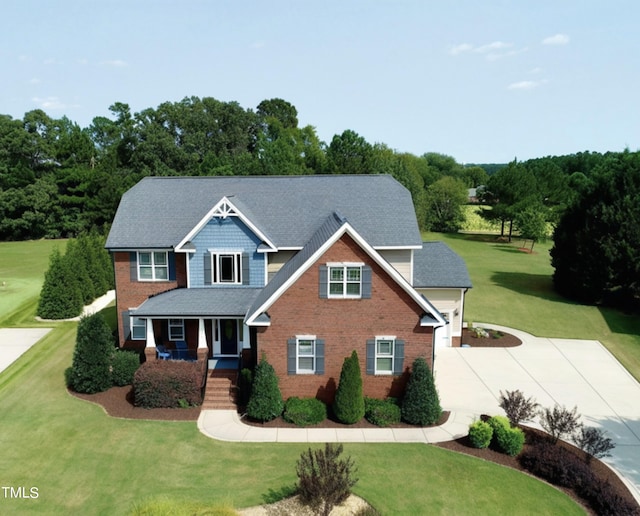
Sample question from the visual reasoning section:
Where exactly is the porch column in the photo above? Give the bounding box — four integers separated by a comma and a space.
144, 318, 156, 361
197, 318, 208, 362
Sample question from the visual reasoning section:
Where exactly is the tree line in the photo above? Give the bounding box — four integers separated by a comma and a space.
0, 97, 487, 240
2, 95, 638, 311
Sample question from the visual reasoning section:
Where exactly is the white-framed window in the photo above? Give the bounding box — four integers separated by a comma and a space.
168, 319, 184, 341
131, 317, 147, 340
328, 263, 362, 298
210, 252, 242, 284
138, 251, 168, 281
375, 336, 395, 375
296, 336, 316, 374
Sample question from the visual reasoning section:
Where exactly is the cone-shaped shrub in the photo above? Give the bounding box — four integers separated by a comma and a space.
246, 357, 283, 421
401, 357, 442, 425
67, 313, 114, 393
37, 247, 83, 319
333, 350, 365, 424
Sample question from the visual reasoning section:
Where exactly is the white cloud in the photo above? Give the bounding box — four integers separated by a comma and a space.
449, 43, 473, 55
507, 79, 548, 90
31, 96, 79, 110
528, 67, 543, 75
28, 78, 41, 85
542, 34, 569, 45
474, 41, 512, 54
102, 59, 128, 67
449, 41, 525, 60
251, 41, 266, 49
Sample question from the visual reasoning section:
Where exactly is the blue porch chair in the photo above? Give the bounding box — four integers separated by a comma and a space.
174, 340, 189, 360
156, 344, 171, 360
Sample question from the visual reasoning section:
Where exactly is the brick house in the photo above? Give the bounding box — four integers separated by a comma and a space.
105, 175, 471, 403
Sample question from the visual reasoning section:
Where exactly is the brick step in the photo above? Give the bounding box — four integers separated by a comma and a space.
202, 372, 238, 410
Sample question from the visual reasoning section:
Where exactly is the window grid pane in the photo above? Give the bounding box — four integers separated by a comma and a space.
297, 338, 315, 372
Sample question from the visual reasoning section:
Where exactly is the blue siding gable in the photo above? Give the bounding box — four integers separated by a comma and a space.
189, 217, 265, 288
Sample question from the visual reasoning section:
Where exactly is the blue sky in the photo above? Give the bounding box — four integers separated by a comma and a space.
2, 0, 638, 164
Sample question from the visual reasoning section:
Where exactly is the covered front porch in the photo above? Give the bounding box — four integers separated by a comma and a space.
129, 287, 261, 369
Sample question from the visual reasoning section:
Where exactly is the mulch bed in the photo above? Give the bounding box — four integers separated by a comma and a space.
70, 327, 638, 513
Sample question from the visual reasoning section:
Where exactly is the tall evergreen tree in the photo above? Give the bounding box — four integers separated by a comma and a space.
67, 313, 114, 393
551, 151, 640, 310
333, 351, 365, 424
246, 357, 284, 421
36, 247, 83, 319
401, 357, 442, 425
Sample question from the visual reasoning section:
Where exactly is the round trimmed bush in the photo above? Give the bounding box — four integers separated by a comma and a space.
284, 397, 327, 426
364, 397, 401, 427
111, 350, 140, 386
468, 420, 493, 449
487, 415, 525, 456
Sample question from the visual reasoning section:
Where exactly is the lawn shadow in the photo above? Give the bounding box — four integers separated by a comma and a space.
598, 306, 640, 337
490, 271, 560, 301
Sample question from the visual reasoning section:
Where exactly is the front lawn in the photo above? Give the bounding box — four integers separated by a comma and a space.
0, 237, 591, 514
0, 324, 582, 514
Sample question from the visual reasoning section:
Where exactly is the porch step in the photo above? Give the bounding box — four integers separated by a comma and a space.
202, 371, 238, 410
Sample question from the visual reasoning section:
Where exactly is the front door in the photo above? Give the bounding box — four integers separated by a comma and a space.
220, 319, 238, 355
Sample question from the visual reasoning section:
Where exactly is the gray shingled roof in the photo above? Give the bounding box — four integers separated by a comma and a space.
105, 175, 421, 250
246, 211, 345, 322
413, 242, 473, 289
132, 288, 262, 317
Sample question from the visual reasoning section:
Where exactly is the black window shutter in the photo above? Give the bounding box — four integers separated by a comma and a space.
287, 338, 297, 375
122, 311, 131, 341
204, 253, 212, 284
315, 339, 325, 375
394, 339, 405, 375
366, 339, 375, 375
168, 252, 176, 281
242, 252, 250, 285
362, 265, 372, 298
130, 252, 137, 281
318, 265, 328, 299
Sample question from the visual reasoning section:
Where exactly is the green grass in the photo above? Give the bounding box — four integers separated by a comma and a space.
426, 231, 640, 381
0, 239, 66, 326
0, 238, 599, 515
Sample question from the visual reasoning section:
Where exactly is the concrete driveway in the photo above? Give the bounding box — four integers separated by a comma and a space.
434, 323, 640, 504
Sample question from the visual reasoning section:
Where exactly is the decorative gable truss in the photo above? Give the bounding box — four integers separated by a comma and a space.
174, 196, 277, 254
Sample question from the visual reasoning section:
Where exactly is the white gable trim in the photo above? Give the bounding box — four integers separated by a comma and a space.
175, 196, 276, 252
245, 222, 445, 326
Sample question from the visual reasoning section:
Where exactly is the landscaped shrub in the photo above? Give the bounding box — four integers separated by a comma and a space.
486, 415, 524, 456
539, 404, 581, 443
67, 313, 114, 393
111, 350, 140, 386
364, 397, 401, 427
401, 357, 442, 425
237, 367, 253, 407
520, 441, 594, 488
133, 360, 202, 408
296, 443, 358, 516
284, 397, 327, 426
246, 357, 283, 421
520, 442, 639, 515
333, 351, 365, 425
468, 420, 493, 449
37, 247, 84, 319
498, 389, 539, 426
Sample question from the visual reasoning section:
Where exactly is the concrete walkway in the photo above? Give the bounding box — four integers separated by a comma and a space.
0, 290, 115, 375
0, 328, 52, 374
198, 323, 640, 504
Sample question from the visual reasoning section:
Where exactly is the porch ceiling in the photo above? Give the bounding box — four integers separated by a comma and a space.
132, 287, 262, 317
